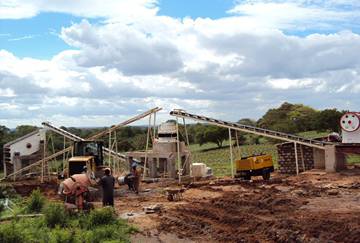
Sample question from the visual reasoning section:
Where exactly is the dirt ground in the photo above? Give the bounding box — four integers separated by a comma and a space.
116, 170, 360, 243
8, 170, 360, 242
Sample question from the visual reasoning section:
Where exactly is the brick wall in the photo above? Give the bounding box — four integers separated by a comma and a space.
277, 142, 314, 174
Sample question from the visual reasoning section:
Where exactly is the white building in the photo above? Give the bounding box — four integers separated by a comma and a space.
3, 129, 46, 177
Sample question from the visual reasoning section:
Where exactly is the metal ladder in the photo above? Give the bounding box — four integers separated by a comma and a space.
170, 110, 333, 150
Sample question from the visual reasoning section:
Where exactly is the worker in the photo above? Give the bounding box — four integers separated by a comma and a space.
131, 162, 140, 194
99, 168, 115, 206
58, 173, 95, 211
84, 147, 94, 156
124, 173, 134, 191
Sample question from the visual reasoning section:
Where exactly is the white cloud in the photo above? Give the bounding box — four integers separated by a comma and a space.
0, 88, 16, 97
60, 19, 184, 75
267, 78, 319, 89
1, 0, 360, 127
0, 0, 158, 19
0, 0, 38, 19
228, 0, 360, 31
8, 34, 36, 41
0, 103, 18, 110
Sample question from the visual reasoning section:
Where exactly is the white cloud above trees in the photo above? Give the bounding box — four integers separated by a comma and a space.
0, 0, 360, 127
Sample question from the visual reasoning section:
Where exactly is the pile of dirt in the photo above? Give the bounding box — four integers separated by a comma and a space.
11, 180, 59, 198
158, 181, 360, 242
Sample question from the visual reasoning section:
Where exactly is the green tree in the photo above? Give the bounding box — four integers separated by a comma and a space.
237, 119, 259, 145
258, 102, 318, 133
13, 125, 38, 138
238, 118, 257, 126
233, 132, 247, 145
202, 126, 228, 148
0, 125, 11, 170
258, 102, 295, 132
314, 109, 346, 132
195, 125, 229, 148
129, 133, 148, 150
288, 105, 318, 132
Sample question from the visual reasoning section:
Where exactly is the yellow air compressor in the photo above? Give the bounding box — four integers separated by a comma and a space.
235, 154, 274, 180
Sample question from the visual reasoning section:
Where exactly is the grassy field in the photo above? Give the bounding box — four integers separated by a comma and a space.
190, 143, 277, 177
347, 155, 360, 164
296, 130, 330, 138
188, 130, 349, 177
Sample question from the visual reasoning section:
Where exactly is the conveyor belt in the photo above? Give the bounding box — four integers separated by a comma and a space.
170, 110, 333, 150
4, 107, 162, 179
42, 122, 127, 161
42, 107, 162, 161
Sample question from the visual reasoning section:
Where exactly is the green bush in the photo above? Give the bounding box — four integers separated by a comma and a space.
0, 202, 4, 215
15, 218, 50, 243
0, 185, 18, 199
87, 207, 117, 228
0, 222, 24, 243
0, 205, 136, 243
49, 227, 77, 243
27, 188, 45, 213
84, 225, 117, 243
83, 224, 133, 243
43, 203, 68, 228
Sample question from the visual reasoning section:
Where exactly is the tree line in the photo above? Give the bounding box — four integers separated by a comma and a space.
0, 102, 346, 167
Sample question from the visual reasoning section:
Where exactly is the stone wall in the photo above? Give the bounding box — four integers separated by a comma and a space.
277, 142, 314, 174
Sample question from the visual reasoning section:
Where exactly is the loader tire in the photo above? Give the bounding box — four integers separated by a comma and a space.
262, 171, 270, 180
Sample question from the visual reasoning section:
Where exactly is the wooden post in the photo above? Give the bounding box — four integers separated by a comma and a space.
63, 136, 66, 172
114, 129, 118, 175
49, 134, 55, 181
3, 151, 7, 179
235, 131, 241, 159
176, 117, 182, 183
69, 143, 73, 176
41, 132, 47, 183
153, 112, 157, 141
300, 144, 305, 172
182, 118, 190, 147
143, 114, 152, 179
108, 130, 111, 167
182, 117, 191, 176
13, 156, 16, 182
229, 128, 234, 178
294, 142, 299, 175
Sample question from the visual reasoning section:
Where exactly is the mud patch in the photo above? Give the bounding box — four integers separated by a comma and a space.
158, 182, 360, 242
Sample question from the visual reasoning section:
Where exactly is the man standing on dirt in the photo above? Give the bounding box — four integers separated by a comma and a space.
131, 162, 140, 194
99, 168, 115, 206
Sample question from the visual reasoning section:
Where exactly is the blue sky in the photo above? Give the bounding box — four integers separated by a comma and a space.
0, 13, 78, 59
1, 0, 359, 59
0, 0, 360, 127
1, 0, 237, 59
158, 0, 235, 19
